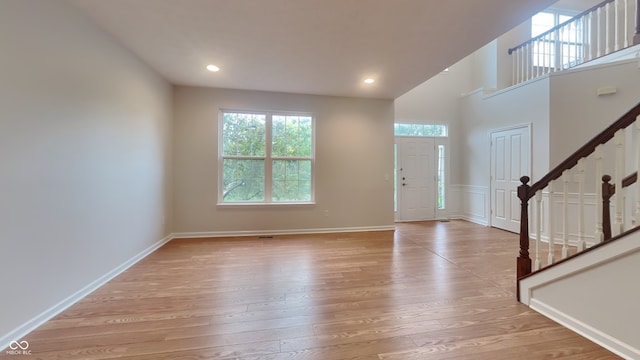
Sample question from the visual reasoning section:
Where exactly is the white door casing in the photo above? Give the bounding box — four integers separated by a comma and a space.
396, 137, 435, 221
490, 125, 531, 233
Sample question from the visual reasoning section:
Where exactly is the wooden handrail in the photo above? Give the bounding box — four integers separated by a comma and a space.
622, 171, 638, 188
508, 0, 616, 55
527, 102, 640, 198
517, 102, 640, 280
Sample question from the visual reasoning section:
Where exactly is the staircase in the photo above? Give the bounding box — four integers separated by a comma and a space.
509, 0, 640, 86
498, 3, 640, 357
515, 102, 640, 359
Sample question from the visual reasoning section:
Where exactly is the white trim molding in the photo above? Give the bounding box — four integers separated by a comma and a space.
520, 232, 640, 360
0, 234, 173, 352
530, 299, 639, 360
172, 225, 396, 239
450, 184, 489, 226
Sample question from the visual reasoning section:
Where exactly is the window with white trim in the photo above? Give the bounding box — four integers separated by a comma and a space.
531, 10, 582, 68
219, 110, 314, 204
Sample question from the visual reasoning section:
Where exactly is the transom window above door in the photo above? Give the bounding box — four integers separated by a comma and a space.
394, 123, 447, 137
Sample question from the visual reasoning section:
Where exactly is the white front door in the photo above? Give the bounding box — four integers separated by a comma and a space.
490, 125, 531, 233
396, 137, 435, 221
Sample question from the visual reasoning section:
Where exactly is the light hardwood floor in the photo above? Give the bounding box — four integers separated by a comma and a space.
7, 221, 621, 359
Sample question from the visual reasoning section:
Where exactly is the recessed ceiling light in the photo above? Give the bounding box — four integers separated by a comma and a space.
364, 78, 375, 84
206, 64, 220, 72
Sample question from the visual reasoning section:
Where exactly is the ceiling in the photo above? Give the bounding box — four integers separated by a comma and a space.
68, 0, 558, 99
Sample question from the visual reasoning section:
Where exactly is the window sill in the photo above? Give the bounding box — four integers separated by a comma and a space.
217, 202, 316, 207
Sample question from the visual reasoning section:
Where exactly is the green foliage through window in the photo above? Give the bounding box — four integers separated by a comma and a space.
394, 123, 447, 137
221, 111, 314, 203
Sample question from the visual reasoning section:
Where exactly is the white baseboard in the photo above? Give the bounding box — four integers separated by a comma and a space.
530, 299, 640, 360
450, 184, 489, 226
0, 234, 173, 352
172, 225, 396, 239
455, 215, 489, 227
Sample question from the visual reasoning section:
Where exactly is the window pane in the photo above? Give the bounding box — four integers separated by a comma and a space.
410, 124, 424, 136
559, 15, 572, 24
272, 160, 312, 201
437, 145, 446, 210
396, 124, 411, 136
394, 144, 397, 213
394, 123, 447, 137
223, 113, 266, 156
272, 115, 312, 157
222, 159, 264, 201
424, 125, 446, 136
532, 12, 554, 37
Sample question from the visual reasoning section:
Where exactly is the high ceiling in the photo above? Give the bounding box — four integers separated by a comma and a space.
68, 0, 558, 99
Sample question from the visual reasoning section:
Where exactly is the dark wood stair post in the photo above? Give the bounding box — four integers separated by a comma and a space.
602, 175, 614, 241
517, 176, 532, 279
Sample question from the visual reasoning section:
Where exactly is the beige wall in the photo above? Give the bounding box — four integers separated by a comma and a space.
528, 234, 640, 357
459, 79, 551, 187
173, 86, 395, 234
0, 0, 172, 343
549, 60, 640, 168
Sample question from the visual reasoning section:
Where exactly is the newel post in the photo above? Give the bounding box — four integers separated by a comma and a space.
635, 0, 640, 45
517, 176, 532, 279
602, 175, 614, 241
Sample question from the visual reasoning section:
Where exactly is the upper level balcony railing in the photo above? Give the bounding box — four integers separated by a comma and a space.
508, 0, 640, 86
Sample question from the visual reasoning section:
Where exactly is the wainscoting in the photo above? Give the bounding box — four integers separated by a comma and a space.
450, 184, 490, 226
450, 185, 615, 248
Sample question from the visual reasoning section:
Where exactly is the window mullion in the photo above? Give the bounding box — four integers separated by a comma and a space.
264, 113, 273, 202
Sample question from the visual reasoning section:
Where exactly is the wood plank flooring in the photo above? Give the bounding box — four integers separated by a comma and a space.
5, 221, 621, 359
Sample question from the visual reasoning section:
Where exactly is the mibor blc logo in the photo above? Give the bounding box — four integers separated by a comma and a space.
6, 340, 31, 356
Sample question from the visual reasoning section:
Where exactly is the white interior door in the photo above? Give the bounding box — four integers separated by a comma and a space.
490, 125, 530, 233
396, 137, 435, 221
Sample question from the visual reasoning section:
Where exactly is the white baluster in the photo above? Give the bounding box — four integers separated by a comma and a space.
606, 2, 612, 54
520, 47, 525, 82
635, 117, 640, 224
584, 11, 596, 61
585, 11, 598, 60
597, 6, 604, 57
615, 0, 621, 51
559, 26, 566, 69
535, 190, 542, 270
525, 43, 533, 80
550, 29, 562, 72
573, 20, 579, 65
548, 33, 553, 73
545, 34, 551, 73
615, 129, 625, 235
535, 39, 541, 78
595, 145, 604, 243
624, 0, 631, 49
512, 48, 517, 86
562, 170, 570, 258
522, 45, 526, 82
548, 180, 556, 265
580, 15, 589, 63
577, 158, 586, 251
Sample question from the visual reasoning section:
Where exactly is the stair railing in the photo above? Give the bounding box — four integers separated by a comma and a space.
517, 102, 640, 280
509, 0, 640, 86
602, 171, 639, 240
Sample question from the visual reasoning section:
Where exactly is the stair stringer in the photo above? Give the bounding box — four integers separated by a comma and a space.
519, 231, 640, 359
